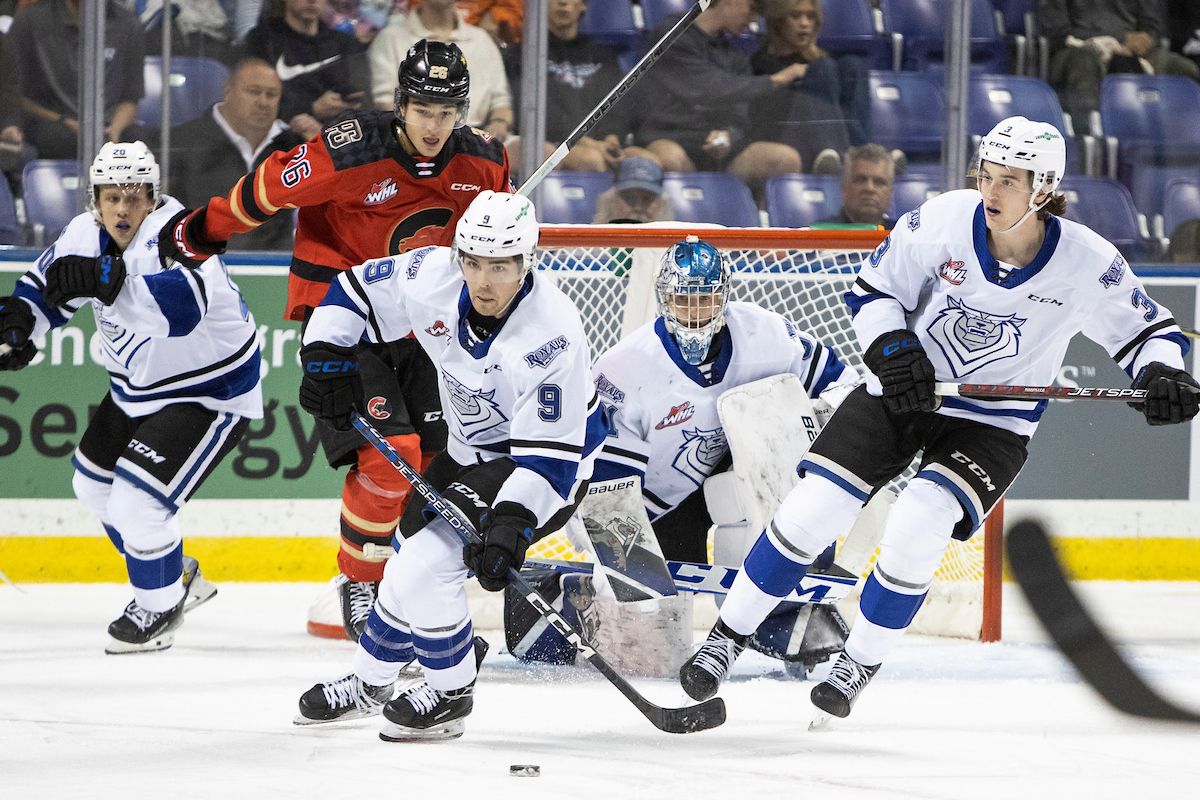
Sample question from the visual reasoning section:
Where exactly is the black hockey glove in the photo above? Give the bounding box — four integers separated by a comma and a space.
1130, 362, 1200, 426
159, 207, 227, 269
863, 329, 938, 414
43, 254, 127, 306
0, 296, 37, 371
464, 502, 537, 592
298, 342, 362, 430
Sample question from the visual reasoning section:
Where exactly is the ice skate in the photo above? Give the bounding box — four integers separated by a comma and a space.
810, 651, 880, 721
105, 597, 186, 655
295, 672, 394, 725
337, 575, 378, 641
181, 555, 218, 611
378, 681, 473, 742
678, 620, 747, 702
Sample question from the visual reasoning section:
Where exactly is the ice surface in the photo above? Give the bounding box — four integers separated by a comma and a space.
3, 582, 1199, 799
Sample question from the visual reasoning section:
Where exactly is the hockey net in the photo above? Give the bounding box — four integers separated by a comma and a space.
525, 225, 1003, 642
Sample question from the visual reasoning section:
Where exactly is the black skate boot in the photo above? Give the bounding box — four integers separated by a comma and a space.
337, 575, 378, 641
105, 597, 186, 655
679, 620, 748, 702
379, 681, 474, 742
295, 673, 394, 725
181, 555, 218, 611
810, 651, 880, 720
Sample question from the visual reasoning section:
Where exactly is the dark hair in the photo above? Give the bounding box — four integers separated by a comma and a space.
1168, 219, 1200, 262
1037, 192, 1067, 220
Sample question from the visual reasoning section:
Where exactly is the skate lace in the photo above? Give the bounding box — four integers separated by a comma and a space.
347, 581, 377, 625
826, 656, 872, 698
322, 675, 381, 711
122, 601, 163, 632
401, 682, 443, 716
692, 633, 742, 680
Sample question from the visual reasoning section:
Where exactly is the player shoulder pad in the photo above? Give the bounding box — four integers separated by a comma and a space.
451, 126, 507, 167
322, 110, 396, 171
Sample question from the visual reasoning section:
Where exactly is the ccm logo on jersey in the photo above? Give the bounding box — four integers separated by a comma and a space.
451, 183, 482, 192
950, 450, 995, 491
129, 439, 167, 464
1027, 293, 1062, 306
367, 396, 391, 420
655, 401, 695, 429
938, 258, 967, 285
364, 177, 398, 205
425, 320, 450, 338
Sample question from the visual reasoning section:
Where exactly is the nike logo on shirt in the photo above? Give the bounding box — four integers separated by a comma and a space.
275, 54, 341, 81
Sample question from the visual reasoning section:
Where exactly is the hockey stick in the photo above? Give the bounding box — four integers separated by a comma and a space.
526, 557, 858, 605
1007, 519, 1200, 723
517, 0, 717, 196
938, 382, 1155, 402
349, 412, 726, 734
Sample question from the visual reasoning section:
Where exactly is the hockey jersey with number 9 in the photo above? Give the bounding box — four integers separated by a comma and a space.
847, 189, 1190, 437
304, 246, 607, 528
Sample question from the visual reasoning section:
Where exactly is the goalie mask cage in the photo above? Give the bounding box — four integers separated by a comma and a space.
529, 225, 1003, 643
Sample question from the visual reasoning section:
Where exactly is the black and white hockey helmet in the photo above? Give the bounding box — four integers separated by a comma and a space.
395, 39, 470, 126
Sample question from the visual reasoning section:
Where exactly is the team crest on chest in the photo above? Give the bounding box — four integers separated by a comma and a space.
672, 426, 728, 487
926, 296, 1026, 377
442, 370, 508, 439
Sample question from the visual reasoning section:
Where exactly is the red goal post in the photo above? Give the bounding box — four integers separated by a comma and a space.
533, 224, 1004, 642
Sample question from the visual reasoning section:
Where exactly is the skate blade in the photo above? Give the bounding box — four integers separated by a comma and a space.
105, 632, 175, 655
378, 718, 465, 742
808, 707, 834, 731
292, 706, 384, 726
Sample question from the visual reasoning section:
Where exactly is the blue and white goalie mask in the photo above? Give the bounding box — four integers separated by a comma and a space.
655, 237, 731, 365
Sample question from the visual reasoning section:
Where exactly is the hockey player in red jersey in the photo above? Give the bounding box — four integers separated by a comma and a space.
158, 39, 512, 640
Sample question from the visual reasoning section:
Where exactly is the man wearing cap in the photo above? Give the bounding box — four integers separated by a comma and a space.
594, 156, 676, 224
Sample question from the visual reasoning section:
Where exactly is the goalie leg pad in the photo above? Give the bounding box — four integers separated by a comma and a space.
704, 472, 755, 567
505, 570, 590, 666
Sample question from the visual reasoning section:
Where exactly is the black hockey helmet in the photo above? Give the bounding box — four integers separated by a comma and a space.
395, 39, 470, 124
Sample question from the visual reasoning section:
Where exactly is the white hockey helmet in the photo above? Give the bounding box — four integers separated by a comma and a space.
89, 141, 160, 216
976, 115, 1066, 200
655, 236, 731, 365
453, 190, 540, 273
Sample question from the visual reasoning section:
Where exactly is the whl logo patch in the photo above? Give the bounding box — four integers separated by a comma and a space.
425, 320, 450, 338
938, 258, 967, 285
364, 177, 398, 206
655, 402, 695, 430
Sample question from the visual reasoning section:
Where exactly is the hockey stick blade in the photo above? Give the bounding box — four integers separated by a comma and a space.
350, 413, 726, 734
1007, 519, 1200, 723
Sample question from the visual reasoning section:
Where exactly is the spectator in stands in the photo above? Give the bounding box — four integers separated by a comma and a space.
505, 0, 655, 176
165, 57, 305, 251
593, 155, 676, 224
1168, 0, 1200, 73
1041, 0, 1200, 135
0, 34, 34, 188
244, 0, 369, 141
750, 0, 871, 175
817, 143, 895, 228
11, 0, 145, 160
454, 0, 523, 47
1168, 219, 1200, 263
368, 0, 512, 138
631, 0, 805, 195
138, 0, 237, 63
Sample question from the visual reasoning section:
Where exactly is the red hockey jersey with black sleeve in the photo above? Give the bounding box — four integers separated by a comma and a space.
199, 110, 511, 320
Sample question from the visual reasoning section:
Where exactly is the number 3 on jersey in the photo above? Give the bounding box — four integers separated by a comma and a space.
538, 384, 561, 422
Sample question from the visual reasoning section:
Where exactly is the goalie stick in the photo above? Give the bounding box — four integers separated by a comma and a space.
350, 412, 726, 735
1007, 519, 1200, 723
518, 0, 716, 195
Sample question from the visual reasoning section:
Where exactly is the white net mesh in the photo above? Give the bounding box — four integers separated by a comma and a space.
526, 225, 996, 640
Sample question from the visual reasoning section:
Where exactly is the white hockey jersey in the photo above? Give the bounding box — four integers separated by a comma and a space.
847, 189, 1189, 437
592, 301, 856, 518
304, 247, 606, 527
12, 199, 263, 419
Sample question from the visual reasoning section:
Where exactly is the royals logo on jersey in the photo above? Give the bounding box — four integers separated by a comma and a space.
672, 426, 728, 487
926, 296, 1027, 378
442, 370, 508, 439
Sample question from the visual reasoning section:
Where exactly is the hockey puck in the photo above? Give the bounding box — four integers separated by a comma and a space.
509, 764, 541, 777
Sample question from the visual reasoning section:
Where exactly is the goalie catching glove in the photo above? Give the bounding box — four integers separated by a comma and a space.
159, 207, 227, 269
298, 342, 362, 431
43, 254, 126, 306
863, 329, 937, 414
464, 502, 536, 592
0, 296, 37, 371
1130, 362, 1200, 426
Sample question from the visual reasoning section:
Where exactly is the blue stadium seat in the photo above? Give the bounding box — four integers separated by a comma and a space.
1163, 178, 1200, 241
537, 172, 614, 225
818, 0, 895, 70
765, 174, 843, 228
579, 0, 641, 53
640, 0, 693, 32
991, 0, 1034, 74
889, 174, 944, 219
869, 71, 945, 167
1058, 176, 1156, 260
880, 0, 1007, 73
663, 172, 760, 227
138, 56, 229, 128
22, 160, 83, 247
0, 177, 19, 245
967, 74, 1093, 174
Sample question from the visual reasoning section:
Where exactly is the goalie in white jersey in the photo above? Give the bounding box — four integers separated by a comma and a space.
0, 142, 263, 654
294, 191, 605, 741
679, 116, 1199, 720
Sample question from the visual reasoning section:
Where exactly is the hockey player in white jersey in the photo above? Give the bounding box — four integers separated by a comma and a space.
294, 191, 605, 740
504, 237, 860, 673
679, 115, 1199, 719
0, 142, 263, 654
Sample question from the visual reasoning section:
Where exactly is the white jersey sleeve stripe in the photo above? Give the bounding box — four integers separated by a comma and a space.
342, 270, 386, 344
